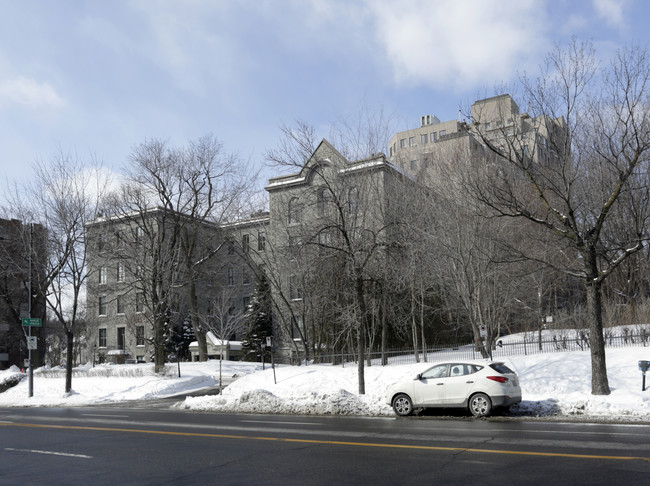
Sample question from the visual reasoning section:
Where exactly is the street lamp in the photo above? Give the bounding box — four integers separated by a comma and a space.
93, 343, 97, 368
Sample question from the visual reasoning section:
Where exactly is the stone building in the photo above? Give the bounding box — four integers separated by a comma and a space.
0, 218, 47, 369
263, 140, 411, 360
85, 208, 268, 363
85, 93, 567, 364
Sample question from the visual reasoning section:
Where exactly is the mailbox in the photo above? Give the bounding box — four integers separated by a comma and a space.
639, 361, 650, 372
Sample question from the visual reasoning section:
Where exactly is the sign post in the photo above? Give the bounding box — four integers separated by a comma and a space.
22, 318, 41, 397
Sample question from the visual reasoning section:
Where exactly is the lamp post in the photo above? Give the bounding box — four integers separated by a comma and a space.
93, 343, 97, 368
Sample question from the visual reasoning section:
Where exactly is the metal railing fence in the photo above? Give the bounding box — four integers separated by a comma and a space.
287, 329, 650, 367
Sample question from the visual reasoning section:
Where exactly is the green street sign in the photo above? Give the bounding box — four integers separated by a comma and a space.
22, 318, 42, 327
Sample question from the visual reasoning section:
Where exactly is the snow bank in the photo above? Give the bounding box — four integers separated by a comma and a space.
3, 347, 650, 422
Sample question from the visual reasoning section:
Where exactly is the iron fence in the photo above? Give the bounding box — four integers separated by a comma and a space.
296, 329, 650, 367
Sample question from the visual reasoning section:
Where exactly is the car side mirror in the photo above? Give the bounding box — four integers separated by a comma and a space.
415, 373, 422, 381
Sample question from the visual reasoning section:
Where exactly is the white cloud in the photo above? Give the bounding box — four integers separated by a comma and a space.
0, 77, 66, 109
366, 0, 549, 90
592, 0, 629, 30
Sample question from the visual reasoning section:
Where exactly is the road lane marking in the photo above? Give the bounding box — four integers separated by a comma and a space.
81, 414, 128, 418
5, 447, 92, 459
241, 420, 321, 426
2, 422, 648, 463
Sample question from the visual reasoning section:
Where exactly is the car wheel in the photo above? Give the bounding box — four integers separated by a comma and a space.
469, 393, 492, 417
392, 393, 413, 416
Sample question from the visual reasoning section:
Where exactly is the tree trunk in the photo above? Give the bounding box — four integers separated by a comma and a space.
586, 280, 610, 395
380, 291, 387, 366
411, 287, 420, 363
355, 274, 366, 395
188, 279, 208, 361
154, 318, 166, 373
420, 285, 427, 362
65, 330, 74, 393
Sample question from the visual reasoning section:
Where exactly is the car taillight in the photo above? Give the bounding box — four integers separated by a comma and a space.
487, 376, 508, 383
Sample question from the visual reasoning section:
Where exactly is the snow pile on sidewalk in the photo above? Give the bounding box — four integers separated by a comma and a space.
179, 346, 650, 419
2, 346, 650, 421
0, 360, 261, 407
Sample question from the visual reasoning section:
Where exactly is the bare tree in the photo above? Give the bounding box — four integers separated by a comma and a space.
471, 41, 650, 395
5, 153, 109, 392
202, 287, 248, 392
266, 125, 400, 393
109, 135, 253, 371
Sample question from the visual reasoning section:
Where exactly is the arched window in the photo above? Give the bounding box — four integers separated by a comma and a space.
288, 197, 301, 224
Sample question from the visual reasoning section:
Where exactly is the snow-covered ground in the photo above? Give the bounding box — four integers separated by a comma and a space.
2, 346, 650, 421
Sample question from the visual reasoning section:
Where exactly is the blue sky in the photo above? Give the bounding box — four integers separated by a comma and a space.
0, 0, 648, 188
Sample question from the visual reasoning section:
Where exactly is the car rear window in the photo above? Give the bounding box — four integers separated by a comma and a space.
489, 363, 515, 374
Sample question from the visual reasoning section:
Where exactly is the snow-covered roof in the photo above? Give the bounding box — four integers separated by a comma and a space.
189, 331, 242, 351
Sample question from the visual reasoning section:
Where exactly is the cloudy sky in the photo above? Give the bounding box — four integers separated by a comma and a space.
0, 0, 647, 188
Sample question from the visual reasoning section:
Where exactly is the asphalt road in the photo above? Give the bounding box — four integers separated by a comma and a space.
1, 406, 649, 485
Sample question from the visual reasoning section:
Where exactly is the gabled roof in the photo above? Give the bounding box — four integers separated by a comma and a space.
265, 139, 393, 192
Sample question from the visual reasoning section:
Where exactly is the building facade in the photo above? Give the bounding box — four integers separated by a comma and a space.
85, 93, 567, 364
85, 208, 269, 364
0, 218, 47, 369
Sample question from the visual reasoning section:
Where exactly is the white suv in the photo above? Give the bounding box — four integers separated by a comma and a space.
386, 360, 522, 417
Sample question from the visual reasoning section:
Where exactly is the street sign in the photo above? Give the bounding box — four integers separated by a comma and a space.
479, 325, 488, 338
22, 318, 42, 327
266, 336, 272, 347
27, 336, 38, 350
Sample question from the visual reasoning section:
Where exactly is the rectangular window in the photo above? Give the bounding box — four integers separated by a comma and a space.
136, 326, 145, 346
439, 130, 446, 137
409, 136, 416, 146
135, 226, 144, 243
420, 133, 428, 144
289, 236, 301, 257
117, 262, 125, 282
117, 327, 125, 350
242, 234, 250, 253
98, 234, 107, 252
243, 267, 250, 285
242, 296, 250, 309
318, 230, 331, 246
98, 296, 107, 316
289, 275, 303, 301
258, 232, 266, 252
99, 265, 107, 285
227, 268, 234, 286
431, 132, 437, 142
400, 138, 406, 148
227, 239, 235, 255
135, 292, 144, 313
291, 315, 304, 339
116, 295, 124, 314
98, 329, 107, 348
